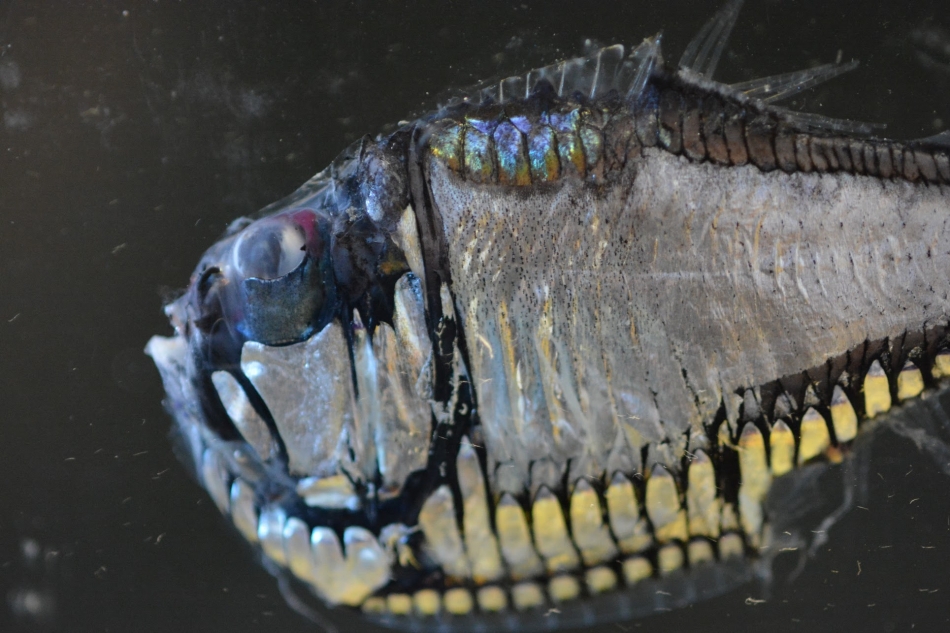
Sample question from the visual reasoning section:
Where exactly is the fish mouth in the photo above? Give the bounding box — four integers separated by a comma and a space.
147, 311, 950, 627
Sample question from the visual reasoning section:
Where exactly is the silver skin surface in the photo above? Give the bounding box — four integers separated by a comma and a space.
430, 149, 950, 492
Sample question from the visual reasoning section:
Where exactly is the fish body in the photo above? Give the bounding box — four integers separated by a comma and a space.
147, 1, 950, 628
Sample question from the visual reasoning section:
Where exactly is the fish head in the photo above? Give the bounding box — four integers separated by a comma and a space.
150, 136, 425, 506
167, 135, 413, 360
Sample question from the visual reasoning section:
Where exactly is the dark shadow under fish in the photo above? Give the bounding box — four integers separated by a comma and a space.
146, 1, 950, 630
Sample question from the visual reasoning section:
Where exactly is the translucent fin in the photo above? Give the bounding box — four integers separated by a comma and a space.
463, 40, 662, 106
771, 106, 885, 136
496, 75, 527, 103
588, 44, 628, 99
679, 0, 744, 79
524, 45, 626, 100
623, 36, 662, 100
729, 60, 860, 104
911, 130, 950, 149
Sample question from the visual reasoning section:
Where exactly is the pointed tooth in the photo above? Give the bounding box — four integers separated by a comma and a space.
511, 582, 546, 611
621, 556, 653, 584
657, 543, 685, 575
456, 438, 504, 582
310, 527, 347, 604
863, 360, 892, 418
476, 586, 508, 612
201, 449, 231, 514
687, 539, 715, 566
211, 371, 279, 462
296, 474, 360, 510
830, 386, 858, 444
394, 213, 426, 295
418, 485, 471, 579
229, 478, 259, 544
569, 478, 618, 566
257, 506, 288, 566
645, 465, 688, 543
586, 566, 618, 594
933, 350, 950, 379
531, 486, 580, 573
686, 450, 721, 538
769, 420, 795, 477
737, 423, 771, 547
341, 527, 391, 606
495, 493, 544, 580
897, 361, 924, 401
413, 589, 441, 615
443, 588, 474, 615
797, 407, 831, 465
307, 526, 391, 606
362, 597, 386, 614
606, 472, 653, 553
718, 533, 745, 559
351, 310, 380, 483
548, 575, 581, 603
386, 594, 412, 615
283, 517, 316, 584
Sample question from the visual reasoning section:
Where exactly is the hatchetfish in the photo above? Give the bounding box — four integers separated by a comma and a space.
146, 0, 950, 629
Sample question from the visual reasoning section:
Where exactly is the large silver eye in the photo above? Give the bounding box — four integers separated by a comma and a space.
217, 210, 337, 346
233, 219, 307, 281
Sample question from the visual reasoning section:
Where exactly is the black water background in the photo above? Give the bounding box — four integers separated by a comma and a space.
2, 1, 950, 631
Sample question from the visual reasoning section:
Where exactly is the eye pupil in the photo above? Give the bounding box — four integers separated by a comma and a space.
234, 220, 307, 280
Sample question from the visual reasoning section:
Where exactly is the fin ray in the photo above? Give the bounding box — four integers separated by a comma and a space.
911, 130, 950, 149
460, 41, 662, 107
679, 0, 744, 79
729, 60, 860, 104
771, 107, 885, 136
625, 37, 662, 101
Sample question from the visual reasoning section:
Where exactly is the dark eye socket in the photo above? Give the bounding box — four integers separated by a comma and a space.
233, 219, 307, 281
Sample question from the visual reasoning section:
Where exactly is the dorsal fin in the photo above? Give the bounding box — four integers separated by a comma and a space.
676, 1, 879, 137
456, 38, 663, 107
729, 60, 860, 104
678, 0, 744, 79
911, 130, 950, 149
625, 36, 662, 101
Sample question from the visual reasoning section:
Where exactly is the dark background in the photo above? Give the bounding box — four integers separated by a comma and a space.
3, 1, 950, 631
